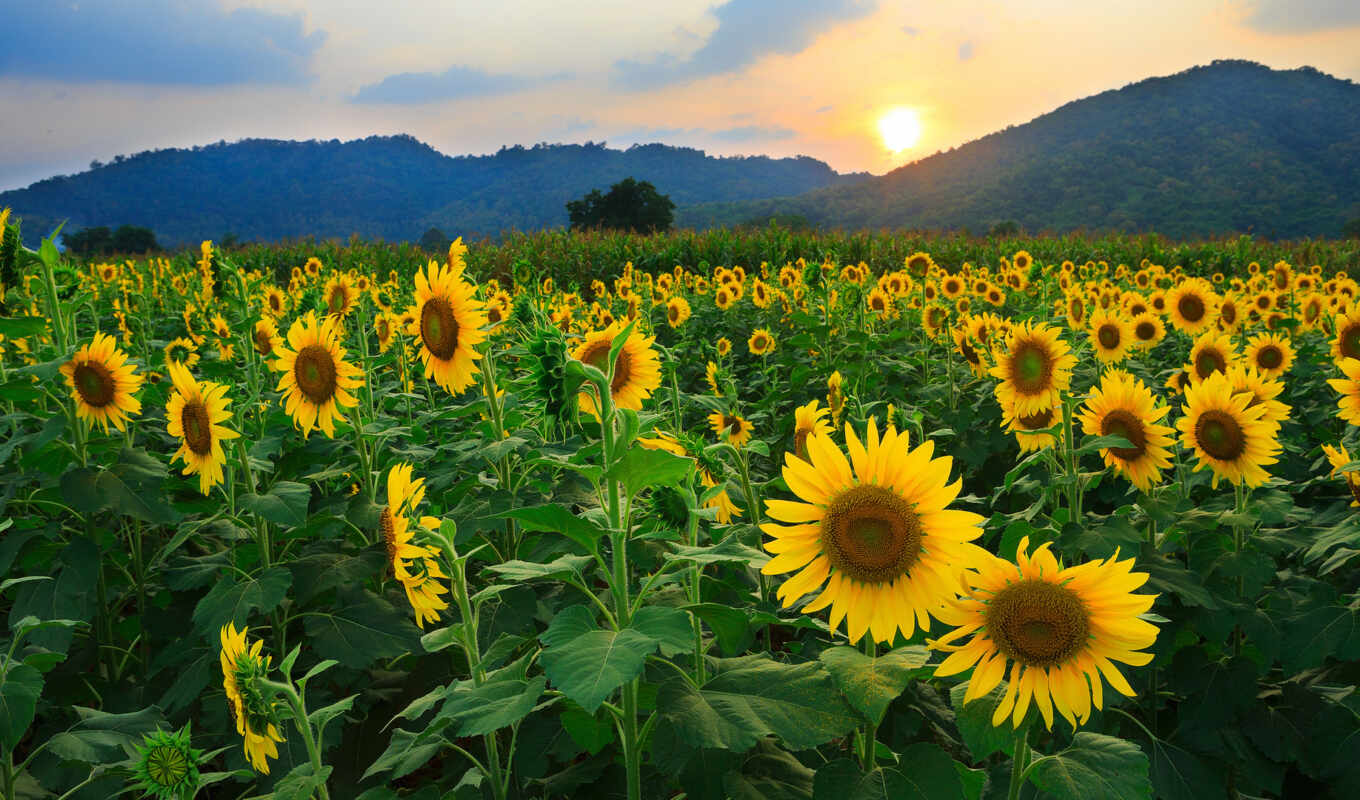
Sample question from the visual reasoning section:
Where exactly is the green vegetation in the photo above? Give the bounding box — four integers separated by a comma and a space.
567, 177, 675, 233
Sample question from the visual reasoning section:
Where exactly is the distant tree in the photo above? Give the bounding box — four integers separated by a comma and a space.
989, 220, 1021, 237
1344, 218, 1360, 239
742, 213, 811, 231
219, 232, 240, 249
419, 226, 451, 253
567, 177, 675, 233
110, 225, 159, 253
63, 226, 113, 257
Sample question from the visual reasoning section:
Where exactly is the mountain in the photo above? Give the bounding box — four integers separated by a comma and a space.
679, 61, 1360, 239
1, 137, 868, 246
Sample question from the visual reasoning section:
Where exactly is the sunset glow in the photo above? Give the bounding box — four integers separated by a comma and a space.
878, 107, 923, 153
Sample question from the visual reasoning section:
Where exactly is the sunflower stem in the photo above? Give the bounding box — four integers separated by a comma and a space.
857, 636, 879, 771
1006, 721, 1032, 800
272, 680, 331, 800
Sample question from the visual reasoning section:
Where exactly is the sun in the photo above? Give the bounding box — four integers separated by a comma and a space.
878, 107, 922, 152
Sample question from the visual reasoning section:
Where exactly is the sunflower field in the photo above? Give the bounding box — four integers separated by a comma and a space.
2, 214, 1360, 800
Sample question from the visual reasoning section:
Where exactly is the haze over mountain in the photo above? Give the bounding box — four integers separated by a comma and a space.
682, 61, 1360, 239
0, 138, 867, 246
3, 60, 1358, 245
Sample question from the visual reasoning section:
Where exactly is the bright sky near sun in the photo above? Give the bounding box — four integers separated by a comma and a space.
1, 0, 1359, 189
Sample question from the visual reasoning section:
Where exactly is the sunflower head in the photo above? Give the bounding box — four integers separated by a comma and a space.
573, 321, 662, 418
526, 323, 578, 422
748, 328, 775, 356
1177, 371, 1280, 488
132, 725, 203, 800
61, 331, 144, 432
1077, 370, 1174, 491
990, 322, 1076, 419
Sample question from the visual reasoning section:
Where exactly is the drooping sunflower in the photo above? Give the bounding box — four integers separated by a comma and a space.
1321, 443, 1360, 506
164, 336, 200, 370
1177, 371, 1280, 488
218, 624, 284, 774
274, 311, 363, 439
748, 327, 775, 356
61, 331, 144, 432
705, 360, 723, 396
411, 260, 487, 394
990, 322, 1077, 419
953, 326, 989, 377
166, 362, 239, 495
1001, 396, 1059, 453
1087, 309, 1132, 364
639, 430, 742, 523
792, 399, 833, 460
709, 411, 754, 448
930, 537, 1158, 730
760, 419, 988, 644
1327, 358, 1360, 426
1187, 330, 1236, 382
573, 321, 662, 418
1166, 278, 1219, 334
379, 463, 450, 629
666, 296, 692, 329
1076, 370, 1174, 491
1244, 332, 1294, 379
251, 318, 281, 358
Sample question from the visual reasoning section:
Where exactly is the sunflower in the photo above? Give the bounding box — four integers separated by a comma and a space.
164, 336, 200, 370
1129, 312, 1165, 350
410, 260, 487, 394
1187, 330, 1236, 382
1087, 309, 1132, 364
1242, 332, 1293, 379
1331, 306, 1360, 363
792, 399, 833, 460
748, 328, 775, 356
218, 624, 284, 774
251, 318, 281, 358
210, 314, 230, 339
666, 296, 691, 328
923, 304, 948, 339
303, 256, 322, 279
166, 362, 239, 495
716, 337, 732, 358
709, 411, 754, 448
990, 322, 1077, 419
573, 321, 662, 418
827, 371, 845, 425
867, 287, 893, 316
930, 537, 1158, 730
380, 464, 450, 629
714, 286, 733, 310
1166, 278, 1219, 334
1217, 294, 1242, 332
374, 312, 396, 353
1001, 396, 1059, 453
639, 431, 741, 523
61, 332, 144, 432
941, 275, 964, 299
1327, 358, 1360, 426
1177, 371, 1280, 488
760, 419, 988, 644
274, 311, 363, 439
1076, 370, 1174, 491
261, 286, 288, 318
1321, 444, 1360, 506
1065, 293, 1087, 329
953, 326, 989, 377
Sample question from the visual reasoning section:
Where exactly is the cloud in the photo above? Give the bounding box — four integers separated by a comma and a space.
902, 25, 921, 36
1238, 0, 1360, 33
0, 0, 325, 86
816, 104, 834, 113
958, 41, 974, 61
352, 65, 566, 104
710, 125, 796, 142
613, 0, 878, 89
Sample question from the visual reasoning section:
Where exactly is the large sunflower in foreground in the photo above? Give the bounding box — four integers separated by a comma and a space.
1166, 278, 1219, 334
1076, 370, 1174, 491
1327, 358, 1360, 426
274, 311, 363, 439
989, 322, 1076, 418
1244, 331, 1294, 379
573, 321, 662, 419
166, 362, 239, 495
1177, 371, 1280, 488
411, 260, 487, 394
61, 331, 144, 432
1331, 306, 1360, 363
219, 624, 284, 774
380, 464, 449, 629
760, 419, 988, 644
930, 537, 1158, 730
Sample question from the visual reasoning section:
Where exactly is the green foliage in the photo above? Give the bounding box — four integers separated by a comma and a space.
567, 177, 676, 233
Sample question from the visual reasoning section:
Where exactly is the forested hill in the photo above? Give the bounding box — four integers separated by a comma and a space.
1, 138, 868, 246
680, 61, 1360, 239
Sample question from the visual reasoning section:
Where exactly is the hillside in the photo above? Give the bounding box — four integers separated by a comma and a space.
680, 61, 1360, 239
1, 137, 868, 246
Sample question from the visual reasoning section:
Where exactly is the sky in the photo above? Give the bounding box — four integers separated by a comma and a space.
1, 0, 1359, 191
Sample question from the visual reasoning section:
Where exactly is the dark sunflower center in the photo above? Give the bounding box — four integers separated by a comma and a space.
1195, 409, 1246, 461
269, 295, 282, 313
1256, 345, 1283, 369
1194, 348, 1227, 379
488, 305, 504, 324
985, 579, 1090, 668
1018, 408, 1054, 430
1178, 293, 1205, 322
1134, 321, 1156, 341
252, 328, 273, 355
1010, 343, 1052, 394
1221, 303, 1237, 325
723, 415, 742, 434
328, 288, 347, 313
73, 362, 115, 407
794, 428, 812, 460
1100, 409, 1147, 461
1097, 324, 1121, 350
1341, 325, 1360, 360
376, 318, 390, 340
181, 400, 213, 455
754, 335, 767, 350
293, 344, 338, 405
420, 297, 460, 360
820, 485, 922, 584
668, 306, 680, 322
960, 339, 980, 364
379, 507, 397, 565
872, 295, 886, 310
611, 349, 634, 394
